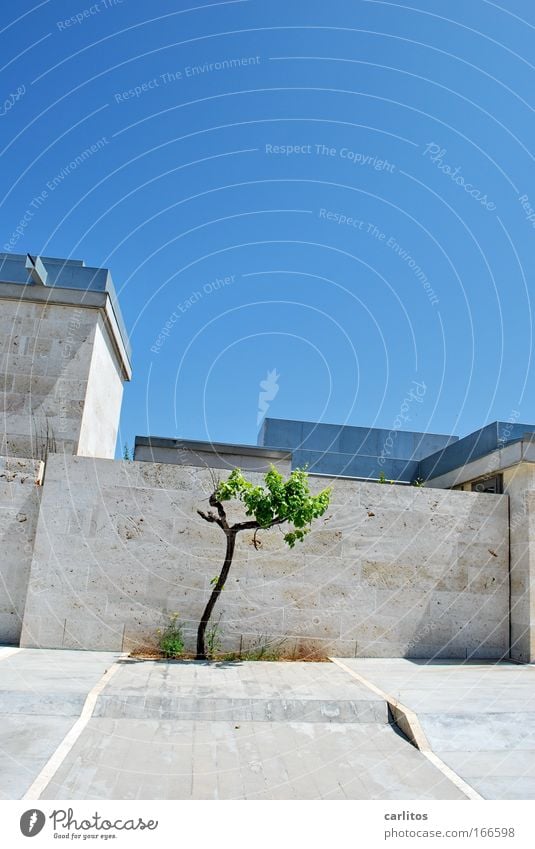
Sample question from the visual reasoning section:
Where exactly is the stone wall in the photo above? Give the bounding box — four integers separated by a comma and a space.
0, 456, 41, 643
0, 300, 98, 458
503, 464, 535, 662
20, 454, 510, 658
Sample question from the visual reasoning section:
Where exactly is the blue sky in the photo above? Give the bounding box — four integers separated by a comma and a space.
1, 0, 534, 454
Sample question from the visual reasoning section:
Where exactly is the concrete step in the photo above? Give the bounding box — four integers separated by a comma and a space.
0, 659, 389, 723
93, 693, 388, 723
94, 659, 389, 723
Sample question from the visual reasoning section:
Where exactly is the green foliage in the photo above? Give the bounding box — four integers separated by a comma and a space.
221, 636, 286, 662
205, 614, 223, 658
411, 477, 425, 487
242, 636, 286, 661
214, 465, 331, 547
123, 443, 133, 462
378, 470, 394, 485
157, 612, 185, 658
282, 528, 309, 548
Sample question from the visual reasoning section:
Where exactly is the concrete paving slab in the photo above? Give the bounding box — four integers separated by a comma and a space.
419, 713, 535, 751
93, 659, 388, 723
38, 718, 467, 800
469, 777, 535, 801
0, 647, 120, 798
0, 648, 121, 704
98, 659, 384, 700
0, 647, 21, 660
336, 658, 535, 799
442, 749, 535, 778
335, 659, 535, 711
0, 716, 74, 800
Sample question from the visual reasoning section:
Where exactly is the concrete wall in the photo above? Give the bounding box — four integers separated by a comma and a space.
0, 252, 131, 461
77, 316, 125, 459
0, 301, 97, 458
21, 454, 509, 658
503, 464, 535, 662
0, 301, 127, 461
0, 456, 41, 644
423, 454, 535, 663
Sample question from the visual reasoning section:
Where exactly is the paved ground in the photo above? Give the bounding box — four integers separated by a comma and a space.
0, 648, 120, 799
338, 658, 535, 800
40, 718, 463, 800
0, 649, 465, 800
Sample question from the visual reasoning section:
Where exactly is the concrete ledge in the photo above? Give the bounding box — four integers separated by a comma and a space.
134, 436, 292, 471
135, 436, 291, 459
331, 657, 535, 799
92, 658, 388, 724
330, 658, 429, 746
94, 693, 388, 723
330, 658, 483, 800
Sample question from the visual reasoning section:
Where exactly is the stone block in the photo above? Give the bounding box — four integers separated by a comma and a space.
0, 457, 40, 643
281, 607, 341, 641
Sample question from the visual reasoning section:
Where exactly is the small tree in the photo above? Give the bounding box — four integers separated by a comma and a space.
196, 465, 331, 660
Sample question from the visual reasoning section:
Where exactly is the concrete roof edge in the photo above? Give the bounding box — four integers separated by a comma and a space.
424, 439, 535, 488
135, 436, 292, 460
0, 280, 132, 380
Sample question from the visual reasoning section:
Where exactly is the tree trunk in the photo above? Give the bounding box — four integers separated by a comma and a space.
196, 531, 236, 660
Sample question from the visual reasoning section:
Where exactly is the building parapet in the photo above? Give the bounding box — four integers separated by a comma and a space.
134, 436, 292, 472
0, 253, 131, 379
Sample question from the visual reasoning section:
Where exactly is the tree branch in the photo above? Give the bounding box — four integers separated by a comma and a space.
232, 515, 288, 533
209, 493, 229, 530
197, 509, 224, 529
232, 519, 261, 532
